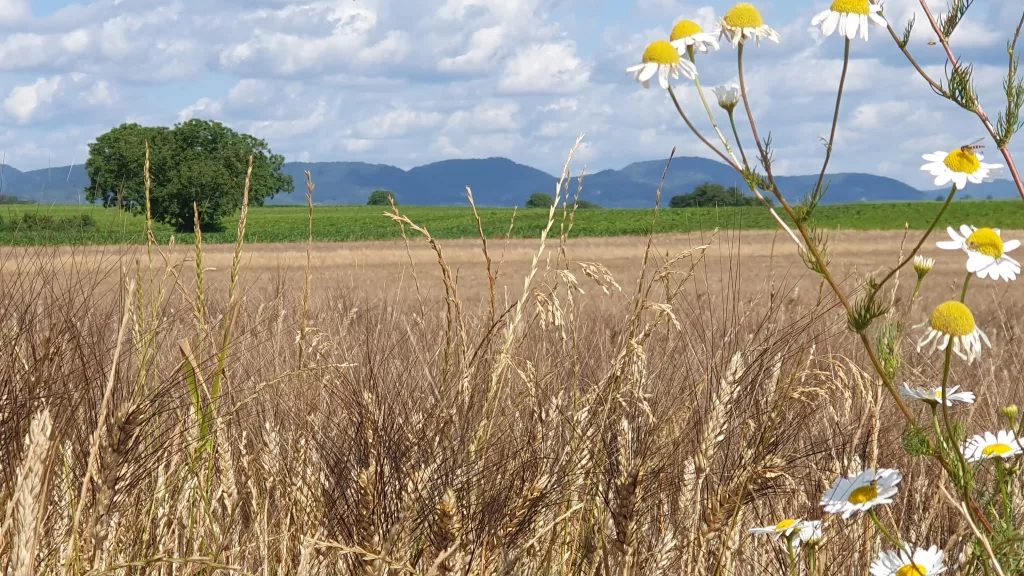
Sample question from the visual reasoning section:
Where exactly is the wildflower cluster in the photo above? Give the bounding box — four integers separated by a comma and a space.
626, 2, 1024, 574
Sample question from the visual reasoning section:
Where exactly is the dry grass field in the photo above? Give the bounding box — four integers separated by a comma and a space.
2, 221, 1023, 575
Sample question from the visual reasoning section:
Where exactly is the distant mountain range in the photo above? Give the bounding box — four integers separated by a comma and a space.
1, 156, 1021, 208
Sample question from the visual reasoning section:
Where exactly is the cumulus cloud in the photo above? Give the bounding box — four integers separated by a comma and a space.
499, 41, 590, 94
3, 74, 116, 125
358, 109, 446, 138
0, 0, 30, 25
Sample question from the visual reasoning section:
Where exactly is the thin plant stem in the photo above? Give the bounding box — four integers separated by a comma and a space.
877, 185, 958, 290
736, 41, 917, 424
727, 111, 749, 169
960, 273, 973, 303
786, 537, 797, 576
687, 46, 741, 167
911, 277, 924, 306
939, 344, 956, 452
667, 85, 739, 170
997, 460, 1011, 520
808, 545, 817, 576
868, 510, 905, 553
812, 38, 851, 198
668, 83, 801, 247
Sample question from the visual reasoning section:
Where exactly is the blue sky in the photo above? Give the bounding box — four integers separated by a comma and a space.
0, 0, 1022, 191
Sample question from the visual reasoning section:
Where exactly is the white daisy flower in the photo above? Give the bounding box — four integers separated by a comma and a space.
912, 255, 934, 276
821, 468, 901, 519
626, 40, 697, 89
870, 546, 947, 576
799, 520, 824, 545
916, 301, 991, 363
670, 19, 720, 54
811, 0, 887, 41
921, 149, 1003, 190
899, 384, 975, 406
937, 225, 1020, 281
963, 430, 1024, 463
718, 3, 781, 48
749, 518, 807, 548
712, 84, 741, 112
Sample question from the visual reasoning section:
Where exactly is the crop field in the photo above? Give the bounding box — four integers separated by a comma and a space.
2, 199, 1024, 245
3, 187, 1024, 575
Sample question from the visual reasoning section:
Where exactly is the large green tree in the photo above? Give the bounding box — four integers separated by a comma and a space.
85, 120, 294, 231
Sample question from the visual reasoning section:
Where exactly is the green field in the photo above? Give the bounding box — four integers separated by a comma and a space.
1, 201, 1023, 245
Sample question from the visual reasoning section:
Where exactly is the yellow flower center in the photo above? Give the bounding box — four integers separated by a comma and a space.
724, 3, 765, 29
774, 518, 797, 532
943, 149, 982, 174
966, 227, 1004, 258
642, 40, 681, 65
982, 443, 1014, 457
830, 0, 871, 15
896, 564, 927, 576
671, 20, 704, 40
848, 485, 878, 504
929, 301, 977, 337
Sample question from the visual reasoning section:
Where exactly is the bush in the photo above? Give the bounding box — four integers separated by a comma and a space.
367, 190, 397, 206
526, 192, 554, 208
669, 182, 760, 208
574, 200, 602, 209
13, 212, 96, 232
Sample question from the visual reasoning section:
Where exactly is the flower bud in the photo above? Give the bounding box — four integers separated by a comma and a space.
913, 255, 935, 277
1004, 404, 1018, 422
712, 84, 741, 113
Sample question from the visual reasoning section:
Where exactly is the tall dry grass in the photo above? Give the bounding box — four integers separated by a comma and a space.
0, 145, 1023, 575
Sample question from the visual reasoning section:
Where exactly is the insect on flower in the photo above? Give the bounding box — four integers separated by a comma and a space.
960, 137, 985, 154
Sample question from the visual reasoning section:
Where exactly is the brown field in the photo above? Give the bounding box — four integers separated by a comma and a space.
2, 226, 1023, 575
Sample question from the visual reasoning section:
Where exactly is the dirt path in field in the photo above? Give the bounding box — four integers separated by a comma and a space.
2, 230, 1021, 310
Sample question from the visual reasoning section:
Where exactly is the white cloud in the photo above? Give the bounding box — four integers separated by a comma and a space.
227, 79, 273, 108
358, 109, 445, 138
0, 31, 92, 71
218, 4, 410, 76
438, 25, 505, 72
3, 74, 116, 125
446, 100, 520, 131
0, 0, 30, 25
343, 138, 375, 153
499, 41, 590, 94
178, 97, 224, 122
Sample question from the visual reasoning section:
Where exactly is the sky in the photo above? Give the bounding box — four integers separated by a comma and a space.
0, 0, 1022, 191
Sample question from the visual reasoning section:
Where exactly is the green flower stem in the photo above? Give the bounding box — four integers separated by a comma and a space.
931, 403, 945, 450
939, 343, 958, 456
687, 45, 743, 168
812, 38, 851, 199
807, 545, 817, 576
911, 277, 925, 307
667, 85, 739, 170
997, 459, 1011, 520
668, 83, 800, 248
960, 272, 972, 303
727, 110, 750, 169
868, 509, 905, 552
786, 536, 797, 576
736, 40, 919, 426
